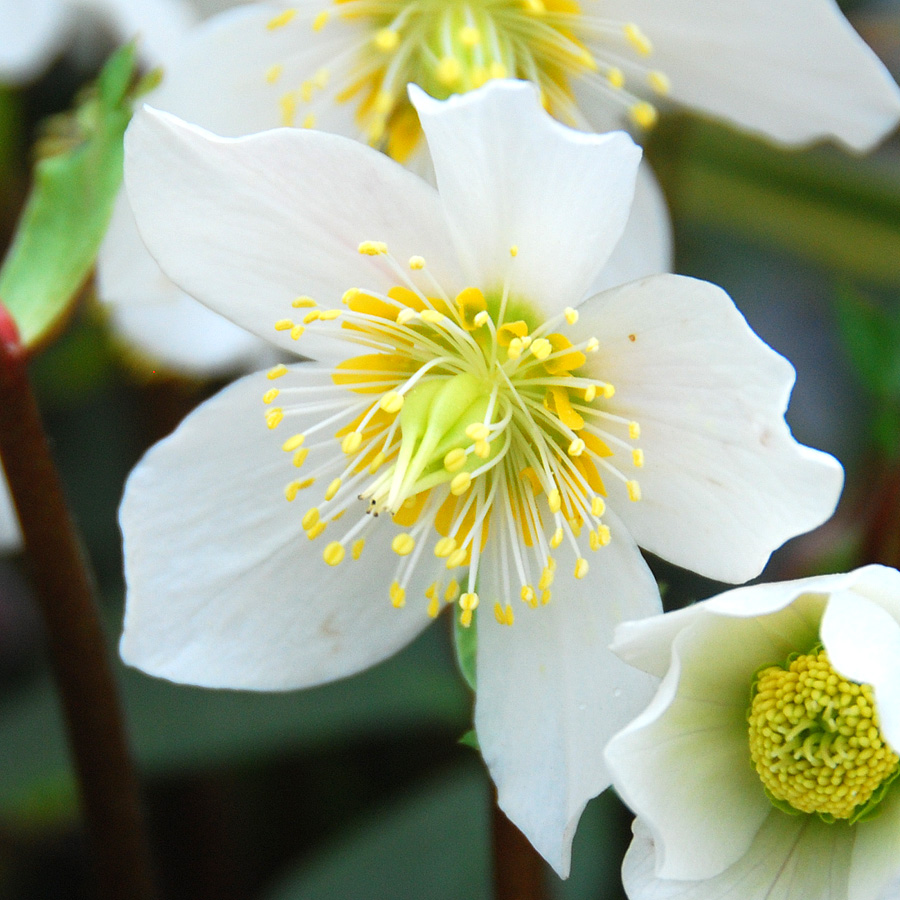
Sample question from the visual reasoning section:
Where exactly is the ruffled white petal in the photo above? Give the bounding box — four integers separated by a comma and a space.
120, 367, 437, 689
0, 468, 21, 552
847, 785, 900, 900
124, 108, 464, 362
595, 0, 900, 151
821, 589, 900, 753
411, 80, 642, 316
575, 274, 843, 583
0, 0, 67, 83
475, 516, 660, 877
621, 812, 852, 900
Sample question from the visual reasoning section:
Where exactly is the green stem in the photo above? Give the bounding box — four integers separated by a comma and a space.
0, 303, 157, 900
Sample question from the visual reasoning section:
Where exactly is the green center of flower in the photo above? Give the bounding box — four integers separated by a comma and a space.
748, 648, 899, 823
265, 1, 669, 161
263, 242, 645, 626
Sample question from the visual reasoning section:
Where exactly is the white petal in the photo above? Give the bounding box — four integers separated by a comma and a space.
575, 274, 843, 583
120, 367, 437, 689
0, 469, 21, 552
124, 108, 463, 362
590, 163, 672, 293
0, 0, 67, 83
607, 609, 783, 880
411, 80, 642, 315
98, 191, 275, 377
597, 0, 900, 150
474, 517, 660, 877
821, 589, 900, 752
847, 784, 900, 900
622, 811, 852, 900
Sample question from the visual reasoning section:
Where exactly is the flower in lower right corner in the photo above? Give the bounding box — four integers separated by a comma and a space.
605, 564, 900, 900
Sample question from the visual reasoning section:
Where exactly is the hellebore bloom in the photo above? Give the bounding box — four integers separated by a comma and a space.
119, 80, 843, 875
606, 564, 900, 900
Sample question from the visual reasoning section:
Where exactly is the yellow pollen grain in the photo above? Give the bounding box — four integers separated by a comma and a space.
541, 590, 551, 606
446, 548, 468, 569
629, 101, 658, 129
459, 25, 480, 46
648, 70, 671, 96
584, 385, 597, 402
436, 55, 462, 85
266, 64, 284, 84
285, 481, 302, 502
293, 448, 309, 468
574, 558, 589, 579
494, 602, 514, 626
626, 480, 642, 502
283, 434, 305, 452
325, 478, 342, 501
628, 421, 641, 440
550, 527, 563, 549
632, 448, 645, 468
323, 541, 345, 566
539, 566, 554, 591
267, 8, 296, 30
374, 28, 399, 50
435, 536, 457, 557
268, 364, 289, 380
460, 592, 479, 611
568, 438, 585, 457
292, 296, 316, 308
547, 489, 562, 513
265, 408, 284, 430
596, 524, 611, 546
263, 388, 280, 404
409, 256, 426, 270
591, 496, 606, 517
466, 423, 489, 441
352, 538, 365, 560
390, 581, 406, 608
274, 318, 294, 331
451, 473, 472, 495
291, 325, 305, 340
428, 594, 440, 618
445, 580, 460, 602
307, 520, 326, 540
425, 582, 438, 601
358, 240, 388, 256
341, 432, 362, 454
509, 245, 519, 257
444, 449, 467, 473
302, 508, 320, 530
530, 338, 552, 360
603, 383, 615, 398
564, 307, 579, 325
380, 391, 404, 414
607, 66, 625, 89
624, 23, 653, 56
474, 439, 491, 459
521, 585, 535, 605
312, 9, 329, 31
392, 533, 415, 556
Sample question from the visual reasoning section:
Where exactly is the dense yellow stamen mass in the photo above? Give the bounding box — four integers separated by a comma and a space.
264, 1, 667, 158
749, 648, 899, 821
265, 242, 644, 623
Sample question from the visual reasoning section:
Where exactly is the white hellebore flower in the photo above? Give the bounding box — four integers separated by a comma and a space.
119, 80, 843, 875
606, 564, 900, 900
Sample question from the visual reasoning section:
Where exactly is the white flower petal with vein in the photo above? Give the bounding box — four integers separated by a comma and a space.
120, 80, 843, 877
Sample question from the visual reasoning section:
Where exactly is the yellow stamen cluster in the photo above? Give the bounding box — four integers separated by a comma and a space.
749, 649, 899, 820
263, 242, 644, 625
265, 1, 668, 161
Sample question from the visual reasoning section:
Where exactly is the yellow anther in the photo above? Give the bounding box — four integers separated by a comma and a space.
488, 62, 508, 79
265, 408, 284, 430
632, 448, 645, 468
373, 90, 393, 114
648, 70, 671, 96
396, 308, 416, 326
459, 25, 480, 46
302, 114, 316, 129
547, 489, 562, 513
465, 423, 489, 441
274, 318, 294, 331
585, 337, 600, 352
323, 541, 345, 566
279, 92, 297, 127
409, 256, 426, 270
368, 452, 386, 474
445, 579, 460, 601
626, 480, 642, 502
607, 67, 625, 89
390, 581, 406, 608
473, 311, 489, 328
312, 9, 329, 31
584, 385, 597, 402
341, 288, 359, 305
436, 56, 462, 85
539, 566, 554, 591
283, 434, 305, 452
541, 590, 551, 606
374, 28, 399, 50
446, 548, 468, 569
628, 421, 641, 440
460, 609, 474, 628
292, 296, 316, 308
268, 364, 288, 380
425, 582, 439, 601
521, 585, 535, 605
263, 388, 280, 404
507, 338, 523, 360
380, 391, 404, 414
325, 478, 342, 501
313, 67, 329, 88
494, 602, 515, 626
307, 520, 326, 540
352, 539, 365, 560
341, 432, 362, 454
392, 533, 415, 556
435, 536, 457, 557
460, 592, 479, 611
318, 309, 341, 322
285, 481, 301, 502
530, 338, 552, 360
426, 593, 439, 618
564, 307, 579, 325
474, 439, 491, 459
568, 438, 585, 457
420, 309, 445, 325
293, 448, 309, 468
595, 524, 611, 546
444, 449, 467, 473
629, 101, 658, 129
603, 383, 615, 398
302, 508, 320, 531
624, 22, 653, 56
265, 64, 284, 84
591, 496, 606, 517
547, 555, 557, 572
303, 310, 321, 324
300, 80, 314, 103
290, 325, 305, 340
509, 245, 519, 257
358, 240, 388, 256
267, 8, 296, 29
550, 526, 564, 549
574, 558, 589, 579
524, 0, 545, 12
451, 472, 472, 495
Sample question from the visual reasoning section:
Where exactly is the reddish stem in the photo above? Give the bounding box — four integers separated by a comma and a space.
491, 793, 548, 900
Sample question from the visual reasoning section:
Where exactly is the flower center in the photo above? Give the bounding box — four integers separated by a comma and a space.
748, 648, 899, 823
265, 2, 669, 161
263, 243, 644, 626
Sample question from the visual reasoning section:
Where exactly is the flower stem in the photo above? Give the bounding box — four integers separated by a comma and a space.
0, 303, 157, 900
491, 793, 547, 900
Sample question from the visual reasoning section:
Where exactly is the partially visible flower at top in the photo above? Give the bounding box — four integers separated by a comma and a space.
119, 80, 842, 874
606, 564, 900, 900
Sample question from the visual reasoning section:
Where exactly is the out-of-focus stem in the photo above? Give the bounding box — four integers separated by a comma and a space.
491, 793, 547, 900
0, 303, 156, 900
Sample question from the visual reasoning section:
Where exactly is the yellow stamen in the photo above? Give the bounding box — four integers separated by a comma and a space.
323, 541, 345, 566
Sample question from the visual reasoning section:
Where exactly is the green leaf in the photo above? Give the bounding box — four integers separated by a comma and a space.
0, 44, 136, 349
453, 606, 477, 691
459, 728, 480, 751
